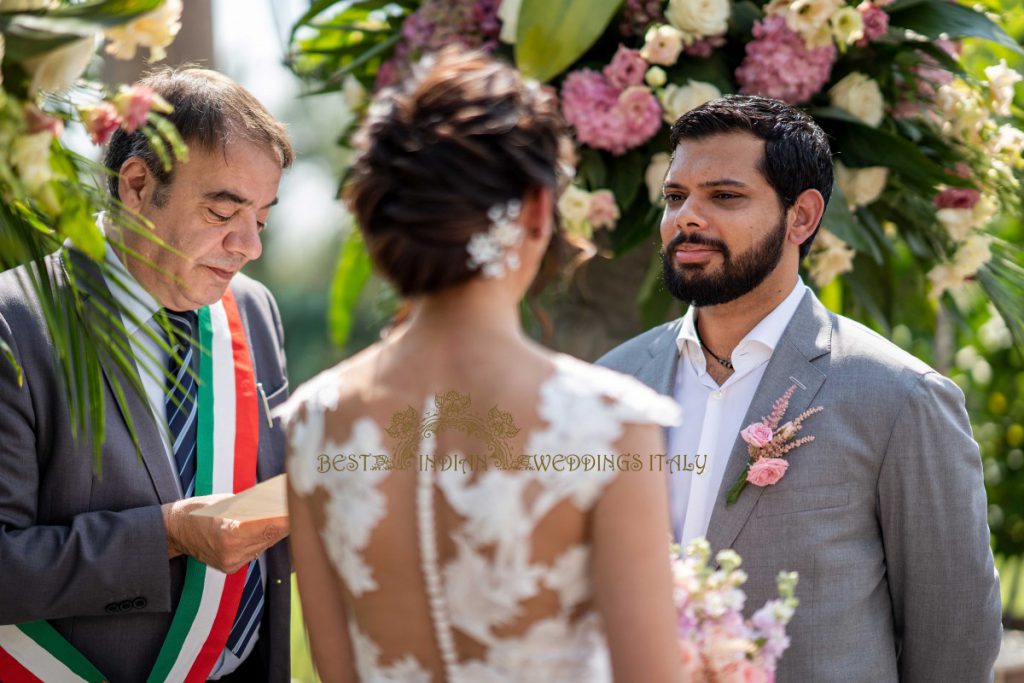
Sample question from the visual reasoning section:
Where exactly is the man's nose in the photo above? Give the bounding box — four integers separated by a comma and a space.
225, 212, 263, 261
675, 197, 708, 231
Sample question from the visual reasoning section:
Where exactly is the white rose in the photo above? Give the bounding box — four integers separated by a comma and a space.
498, 0, 523, 44
829, 6, 864, 45
984, 59, 1023, 117
989, 124, 1024, 162
641, 25, 686, 66
785, 0, 841, 37
665, 0, 731, 39
645, 152, 672, 206
11, 131, 55, 191
829, 72, 884, 127
558, 185, 593, 238
23, 36, 97, 95
835, 162, 888, 208
808, 230, 855, 286
659, 80, 721, 125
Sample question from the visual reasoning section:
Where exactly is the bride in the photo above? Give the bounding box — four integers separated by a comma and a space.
281, 47, 685, 683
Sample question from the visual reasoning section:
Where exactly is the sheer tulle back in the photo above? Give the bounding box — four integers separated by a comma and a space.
282, 354, 680, 682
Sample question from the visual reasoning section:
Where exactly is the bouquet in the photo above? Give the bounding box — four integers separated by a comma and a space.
674, 538, 799, 682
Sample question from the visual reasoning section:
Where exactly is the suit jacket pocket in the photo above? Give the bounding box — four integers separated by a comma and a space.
263, 380, 290, 407
754, 485, 849, 518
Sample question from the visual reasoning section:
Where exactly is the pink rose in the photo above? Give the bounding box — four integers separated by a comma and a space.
933, 187, 981, 210
741, 422, 774, 448
604, 44, 647, 89
855, 2, 889, 46
588, 189, 620, 230
747, 458, 790, 487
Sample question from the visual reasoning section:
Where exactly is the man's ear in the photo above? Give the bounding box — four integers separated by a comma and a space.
787, 188, 826, 248
117, 158, 153, 212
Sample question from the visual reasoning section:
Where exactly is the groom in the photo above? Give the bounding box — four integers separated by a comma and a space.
599, 96, 1002, 681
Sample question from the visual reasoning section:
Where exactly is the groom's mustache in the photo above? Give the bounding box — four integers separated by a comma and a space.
665, 232, 730, 258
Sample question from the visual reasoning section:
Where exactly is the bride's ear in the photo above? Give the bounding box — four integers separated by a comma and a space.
520, 185, 554, 242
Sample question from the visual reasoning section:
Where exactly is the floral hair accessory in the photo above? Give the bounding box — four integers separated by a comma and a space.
726, 384, 824, 505
466, 199, 524, 279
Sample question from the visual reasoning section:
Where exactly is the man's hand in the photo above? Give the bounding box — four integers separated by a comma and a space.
161, 494, 289, 574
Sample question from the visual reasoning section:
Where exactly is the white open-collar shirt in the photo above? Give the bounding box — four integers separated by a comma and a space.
668, 278, 808, 545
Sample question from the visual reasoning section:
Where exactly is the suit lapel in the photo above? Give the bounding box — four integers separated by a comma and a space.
63, 249, 180, 504
705, 291, 833, 555
637, 319, 684, 396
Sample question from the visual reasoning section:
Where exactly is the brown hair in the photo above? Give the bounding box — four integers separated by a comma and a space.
344, 46, 570, 297
104, 66, 294, 205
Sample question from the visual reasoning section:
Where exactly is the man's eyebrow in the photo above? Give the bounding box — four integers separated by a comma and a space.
204, 190, 279, 209
662, 179, 752, 191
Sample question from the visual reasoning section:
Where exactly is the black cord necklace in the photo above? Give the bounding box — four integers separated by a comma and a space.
694, 321, 734, 370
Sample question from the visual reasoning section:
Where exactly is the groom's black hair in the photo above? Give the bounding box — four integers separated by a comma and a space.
668, 95, 833, 259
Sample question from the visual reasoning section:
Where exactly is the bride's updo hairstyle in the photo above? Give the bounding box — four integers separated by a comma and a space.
344, 46, 569, 296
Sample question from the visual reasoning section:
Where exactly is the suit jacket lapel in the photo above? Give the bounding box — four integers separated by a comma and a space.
705, 291, 833, 555
637, 319, 684, 396
63, 248, 180, 504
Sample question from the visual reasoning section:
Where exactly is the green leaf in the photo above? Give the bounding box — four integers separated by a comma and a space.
59, 195, 106, 260
328, 229, 372, 348
888, 1, 1024, 55
515, 0, 624, 82
0, 338, 23, 387
725, 469, 749, 506
606, 149, 645, 208
821, 181, 883, 262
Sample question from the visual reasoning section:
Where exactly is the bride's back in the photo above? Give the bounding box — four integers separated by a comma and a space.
284, 47, 683, 683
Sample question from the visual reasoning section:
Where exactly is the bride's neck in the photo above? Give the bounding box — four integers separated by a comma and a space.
396, 280, 525, 347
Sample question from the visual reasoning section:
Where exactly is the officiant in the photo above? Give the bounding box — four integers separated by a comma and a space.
0, 67, 293, 682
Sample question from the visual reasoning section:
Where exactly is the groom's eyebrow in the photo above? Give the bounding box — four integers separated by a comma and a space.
204, 190, 279, 210
699, 179, 750, 188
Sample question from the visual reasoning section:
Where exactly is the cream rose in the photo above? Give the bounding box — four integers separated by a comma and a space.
23, 36, 97, 95
645, 152, 672, 206
641, 25, 686, 65
807, 230, 855, 286
984, 59, 1023, 117
829, 6, 864, 45
665, 0, 731, 39
829, 72, 884, 127
659, 80, 721, 125
785, 0, 841, 37
835, 162, 888, 208
498, 0, 522, 44
558, 185, 593, 238
952, 234, 993, 277
645, 66, 667, 88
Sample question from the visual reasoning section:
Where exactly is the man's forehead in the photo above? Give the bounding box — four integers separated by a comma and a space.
667, 132, 766, 181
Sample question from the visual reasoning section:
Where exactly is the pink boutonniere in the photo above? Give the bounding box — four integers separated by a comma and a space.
725, 384, 824, 506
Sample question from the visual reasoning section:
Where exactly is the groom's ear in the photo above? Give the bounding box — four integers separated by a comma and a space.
787, 188, 825, 248
521, 185, 554, 241
117, 157, 154, 213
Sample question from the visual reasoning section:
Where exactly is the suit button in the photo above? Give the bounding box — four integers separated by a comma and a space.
105, 602, 120, 613
119, 599, 133, 612
133, 597, 148, 610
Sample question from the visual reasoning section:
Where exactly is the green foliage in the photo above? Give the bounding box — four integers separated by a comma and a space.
515, 0, 624, 82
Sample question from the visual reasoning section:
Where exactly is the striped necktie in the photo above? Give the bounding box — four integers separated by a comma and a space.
163, 309, 264, 660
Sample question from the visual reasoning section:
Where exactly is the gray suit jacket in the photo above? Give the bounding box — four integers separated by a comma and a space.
598, 290, 1002, 682
0, 249, 292, 682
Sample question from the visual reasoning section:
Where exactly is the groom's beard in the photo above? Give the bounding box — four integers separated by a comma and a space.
660, 212, 788, 307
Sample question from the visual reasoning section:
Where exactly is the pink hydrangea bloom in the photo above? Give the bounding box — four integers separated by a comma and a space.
561, 70, 662, 155
735, 16, 837, 104
856, 2, 889, 46
747, 458, 790, 486
604, 45, 648, 89
684, 35, 726, 58
934, 187, 981, 210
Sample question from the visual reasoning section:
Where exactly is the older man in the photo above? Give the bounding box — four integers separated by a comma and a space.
0, 67, 294, 681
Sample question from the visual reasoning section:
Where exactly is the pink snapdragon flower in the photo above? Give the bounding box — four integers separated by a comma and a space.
113, 85, 171, 134
747, 458, 790, 486
735, 16, 837, 104
81, 103, 122, 145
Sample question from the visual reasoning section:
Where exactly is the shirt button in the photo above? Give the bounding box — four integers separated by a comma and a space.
712, 391, 723, 399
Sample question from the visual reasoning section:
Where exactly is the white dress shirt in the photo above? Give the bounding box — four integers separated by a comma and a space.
103, 244, 261, 678
667, 279, 808, 545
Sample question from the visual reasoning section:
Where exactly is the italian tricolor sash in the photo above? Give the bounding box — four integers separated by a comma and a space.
0, 291, 260, 683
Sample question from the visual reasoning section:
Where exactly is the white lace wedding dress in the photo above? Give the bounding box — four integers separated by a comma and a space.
282, 354, 681, 683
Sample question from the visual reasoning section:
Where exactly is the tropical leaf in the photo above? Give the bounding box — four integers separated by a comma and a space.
888, 1, 1024, 55
515, 0, 624, 82
328, 229, 372, 348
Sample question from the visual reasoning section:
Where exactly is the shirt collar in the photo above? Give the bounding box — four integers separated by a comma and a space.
103, 240, 161, 337
675, 278, 809, 363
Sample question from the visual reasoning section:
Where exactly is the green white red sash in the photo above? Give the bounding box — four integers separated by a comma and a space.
0, 290, 260, 683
